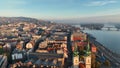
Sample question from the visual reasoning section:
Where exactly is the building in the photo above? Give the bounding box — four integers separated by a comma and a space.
72, 31, 92, 68
0, 55, 7, 68
84, 55, 91, 68
72, 42, 79, 68
91, 44, 97, 53
73, 56, 79, 68
3, 43, 11, 52
26, 40, 35, 49
29, 53, 65, 68
71, 32, 87, 41
12, 47, 27, 62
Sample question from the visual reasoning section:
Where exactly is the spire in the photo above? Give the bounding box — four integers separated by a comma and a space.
84, 41, 91, 56
74, 42, 78, 51
73, 42, 79, 57
87, 41, 90, 51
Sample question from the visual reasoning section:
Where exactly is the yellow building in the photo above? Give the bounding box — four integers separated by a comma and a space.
84, 55, 91, 68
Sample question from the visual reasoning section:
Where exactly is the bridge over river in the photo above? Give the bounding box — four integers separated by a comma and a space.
79, 23, 120, 31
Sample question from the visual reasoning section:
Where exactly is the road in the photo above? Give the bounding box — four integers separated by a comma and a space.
88, 35, 120, 68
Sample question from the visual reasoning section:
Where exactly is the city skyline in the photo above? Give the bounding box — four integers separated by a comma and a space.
0, 0, 120, 22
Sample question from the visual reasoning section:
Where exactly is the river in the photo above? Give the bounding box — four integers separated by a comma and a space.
73, 24, 120, 54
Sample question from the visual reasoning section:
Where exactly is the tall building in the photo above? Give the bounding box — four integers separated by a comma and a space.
84, 42, 91, 68
73, 56, 79, 68
73, 43, 79, 68
84, 55, 91, 68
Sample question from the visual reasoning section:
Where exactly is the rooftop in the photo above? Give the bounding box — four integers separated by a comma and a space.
29, 53, 64, 59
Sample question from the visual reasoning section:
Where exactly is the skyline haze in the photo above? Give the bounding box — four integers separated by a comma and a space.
0, 0, 120, 23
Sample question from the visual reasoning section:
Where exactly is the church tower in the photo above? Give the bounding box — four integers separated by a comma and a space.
84, 41, 91, 68
73, 43, 79, 68
84, 55, 91, 68
73, 55, 79, 68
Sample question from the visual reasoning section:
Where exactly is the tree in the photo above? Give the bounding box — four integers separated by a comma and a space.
0, 46, 4, 54
95, 61, 101, 68
104, 60, 111, 67
91, 53, 96, 68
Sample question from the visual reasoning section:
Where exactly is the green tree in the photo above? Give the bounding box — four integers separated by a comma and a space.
0, 46, 4, 54
95, 61, 101, 68
104, 60, 111, 67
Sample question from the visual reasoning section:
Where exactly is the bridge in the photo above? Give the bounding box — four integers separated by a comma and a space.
80, 24, 120, 31
102, 26, 119, 31
80, 23, 104, 30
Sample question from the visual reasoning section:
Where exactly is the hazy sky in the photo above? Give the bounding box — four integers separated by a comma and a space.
0, 0, 120, 20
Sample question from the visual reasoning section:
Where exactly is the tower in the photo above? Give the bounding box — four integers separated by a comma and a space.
73, 55, 79, 68
84, 55, 91, 68
84, 41, 91, 68
73, 43, 79, 68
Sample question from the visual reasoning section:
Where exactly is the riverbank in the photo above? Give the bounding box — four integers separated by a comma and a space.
87, 34, 120, 67
83, 30, 120, 54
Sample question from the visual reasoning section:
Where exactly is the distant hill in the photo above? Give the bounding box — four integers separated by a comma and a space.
0, 17, 50, 25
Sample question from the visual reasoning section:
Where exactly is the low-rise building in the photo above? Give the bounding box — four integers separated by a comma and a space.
0, 55, 7, 68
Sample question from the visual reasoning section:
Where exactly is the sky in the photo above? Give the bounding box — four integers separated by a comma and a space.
0, 0, 120, 22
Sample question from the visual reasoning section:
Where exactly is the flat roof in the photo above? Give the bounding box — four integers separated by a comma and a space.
29, 53, 63, 59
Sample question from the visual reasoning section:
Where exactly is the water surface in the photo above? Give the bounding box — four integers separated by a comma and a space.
84, 30, 120, 54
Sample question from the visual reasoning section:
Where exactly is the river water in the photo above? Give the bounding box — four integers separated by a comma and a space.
73, 24, 120, 54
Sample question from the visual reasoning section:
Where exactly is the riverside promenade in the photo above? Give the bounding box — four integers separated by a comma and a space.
87, 34, 120, 68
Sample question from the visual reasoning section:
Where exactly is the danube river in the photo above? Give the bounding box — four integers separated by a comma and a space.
73, 25, 120, 54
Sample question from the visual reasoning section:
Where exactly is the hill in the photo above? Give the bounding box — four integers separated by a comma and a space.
0, 17, 50, 25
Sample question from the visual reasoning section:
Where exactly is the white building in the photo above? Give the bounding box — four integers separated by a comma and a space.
73, 56, 79, 68
12, 53, 23, 60
26, 42, 33, 49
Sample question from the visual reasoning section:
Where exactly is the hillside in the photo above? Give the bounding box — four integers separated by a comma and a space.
0, 17, 50, 25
